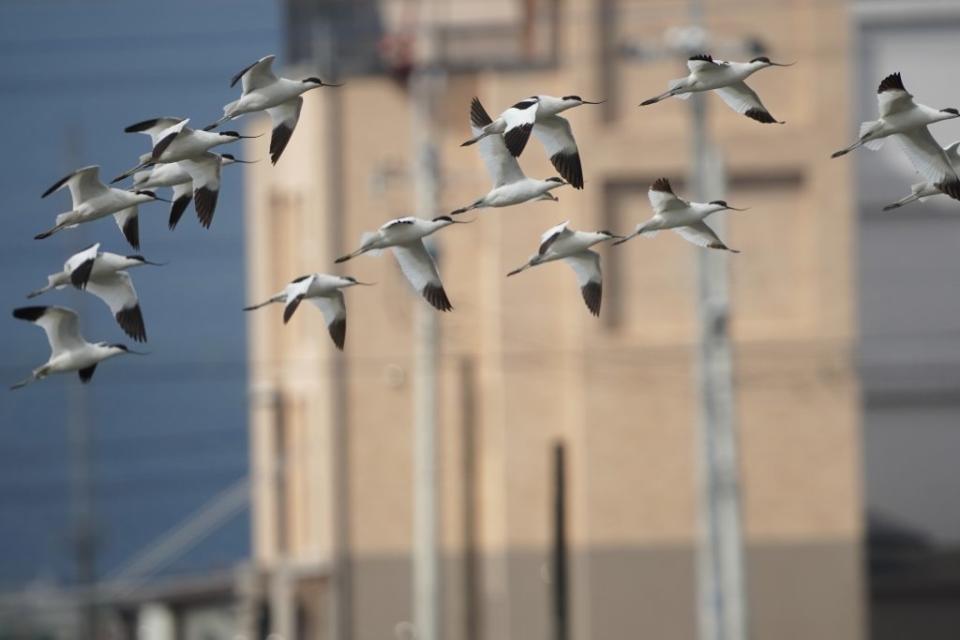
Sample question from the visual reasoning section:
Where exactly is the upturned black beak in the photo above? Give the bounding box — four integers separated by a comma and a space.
770, 61, 796, 67
726, 206, 749, 212
581, 99, 606, 104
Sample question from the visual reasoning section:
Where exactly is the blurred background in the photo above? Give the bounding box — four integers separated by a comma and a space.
2, 0, 960, 639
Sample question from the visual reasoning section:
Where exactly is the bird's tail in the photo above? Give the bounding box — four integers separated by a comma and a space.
243, 294, 284, 311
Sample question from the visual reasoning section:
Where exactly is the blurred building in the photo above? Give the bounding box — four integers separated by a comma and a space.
244, 1, 863, 639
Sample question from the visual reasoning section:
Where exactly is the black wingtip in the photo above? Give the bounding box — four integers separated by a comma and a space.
550, 152, 583, 190
269, 124, 294, 165
639, 97, 659, 106
744, 108, 779, 124
651, 177, 674, 194
168, 195, 192, 230
503, 123, 533, 157
937, 179, 960, 201
469, 97, 493, 128
282, 296, 303, 324
328, 317, 346, 350
423, 283, 453, 312
34, 229, 54, 240
878, 72, 905, 94
122, 215, 140, 250
116, 306, 147, 343
13, 306, 48, 322
581, 282, 602, 317
194, 187, 218, 229
830, 149, 848, 159
70, 259, 95, 290
689, 53, 714, 63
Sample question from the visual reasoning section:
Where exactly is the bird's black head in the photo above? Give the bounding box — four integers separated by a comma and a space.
303, 77, 324, 85
546, 176, 565, 183
709, 200, 728, 207
343, 276, 358, 283
750, 56, 771, 64
135, 190, 159, 199
942, 108, 960, 116
220, 131, 242, 138
432, 215, 454, 223
562, 95, 582, 102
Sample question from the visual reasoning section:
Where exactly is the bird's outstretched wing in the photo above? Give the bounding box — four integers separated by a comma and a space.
42, 166, 108, 209
265, 97, 303, 165
876, 72, 915, 118
715, 82, 783, 124
471, 98, 525, 187
178, 153, 222, 228
13, 306, 85, 358
393, 241, 453, 311
501, 98, 539, 157
86, 272, 146, 342
64, 242, 101, 289
532, 115, 583, 188
894, 127, 960, 200
233, 54, 278, 93
538, 220, 572, 255
309, 292, 348, 350
673, 221, 739, 252
648, 177, 687, 213
562, 251, 603, 316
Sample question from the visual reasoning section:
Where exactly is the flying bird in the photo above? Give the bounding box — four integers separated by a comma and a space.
640, 54, 791, 124
27, 243, 161, 342
461, 94, 602, 188
112, 117, 256, 183
10, 306, 144, 389
206, 54, 341, 164
832, 72, 960, 200
506, 221, 621, 316
452, 98, 568, 215
883, 141, 960, 211
34, 165, 164, 249
132, 153, 253, 229
243, 273, 370, 350
614, 178, 745, 252
335, 216, 468, 312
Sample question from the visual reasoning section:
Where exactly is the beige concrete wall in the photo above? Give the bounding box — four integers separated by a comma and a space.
245, 0, 862, 638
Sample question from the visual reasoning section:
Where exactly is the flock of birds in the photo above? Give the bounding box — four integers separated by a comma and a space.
11, 51, 960, 389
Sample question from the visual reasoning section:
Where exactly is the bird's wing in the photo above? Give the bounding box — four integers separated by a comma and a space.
876, 72, 916, 118
648, 177, 687, 212
152, 119, 191, 160
178, 153, 222, 228
673, 221, 737, 252
538, 220, 572, 255
168, 181, 194, 230
265, 97, 303, 165
392, 241, 453, 311
85, 272, 146, 342
282, 274, 314, 323
714, 81, 782, 124
64, 242, 101, 289
32, 306, 85, 357
471, 98, 525, 187
687, 54, 726, 73
309, 291, 348, 350
894, 127, 960, 189
113, 206, 140, 250
124, 117, 187, 146
233, 54, 277, 93
382, 216, 417, 230
532, 115, 583, 188
562, 250, 603, 316
42, 166, 108, 208
501, 98, 539, 157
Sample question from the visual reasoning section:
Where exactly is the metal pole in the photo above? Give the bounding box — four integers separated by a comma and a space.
551, 442, 569, 640
688, 2, 748, 640
410, 22, 443, 640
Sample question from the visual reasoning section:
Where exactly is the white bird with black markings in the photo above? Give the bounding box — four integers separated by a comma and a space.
614, 178, 744, 252
205, 54, 341, 164
10, 306, 145, 390
243, 273, 370, 350
461, 94, 601, 188
884, 141, 960, 210
132, 153, 253, 229
34, 165, 164, 249
832, 73, 960, 200
335, 216, 467, 312
112, 117, 256, 183
452, 98, 568, 215
26, 243, 160, 342
506, 221, 621, 316
640, 54, 791, 124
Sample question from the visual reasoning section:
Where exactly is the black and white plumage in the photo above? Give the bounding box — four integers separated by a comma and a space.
883, 141, 960, 211
335, 216, 467, 312
10, 306, 142, 389
832, 73, 960, 200
506, 221, 621, 316
133, 153, 252, 229
451, 98, 567, 215
112, 118, 255, 184
35, 165, 163, 249
26, 243, 161, 342
205, 54, 340, 165
243, 273, 370, 349
640, 54, 791, 124
614, 178, 745, 252
460, 95, 601, 188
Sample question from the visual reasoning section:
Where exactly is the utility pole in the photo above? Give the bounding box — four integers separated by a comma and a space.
410, 11, 443, 640
687, 2, 748, 640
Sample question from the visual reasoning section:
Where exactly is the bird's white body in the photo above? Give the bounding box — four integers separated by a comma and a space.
28, 243, 154, 342
133, 152, 243, 229
36, 166, 158, 247
244, 273, 367, 349
227, 76, 311, 117
641, 55, 789, 124
132, 154, 239, 190
507, 221, 619, 316
137, 119, 241, 164
884, 141, 960, 210
616, 178, 741, 252
336, 216, 464, 312
11, 306, 135, 389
